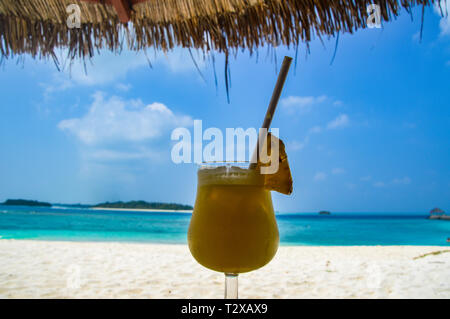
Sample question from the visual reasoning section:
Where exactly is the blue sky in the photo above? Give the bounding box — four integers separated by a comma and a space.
0, 5, 449, 212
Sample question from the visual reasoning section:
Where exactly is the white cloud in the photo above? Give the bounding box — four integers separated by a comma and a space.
281, 95, 345, 114
116, 83, 132, 92
412, 31, 421, 42
434, 1, 450, 36
159, 49, 206, 73
68, 51, 148, 86
360, 175, 372, 182
314, 172, 327, 182
308, 126, 323, 134
58, 92, 192, 146
373, 181, 386, 188
281, 95, 327, 113
372, 177, 411, 188
81, 148, 164, 162
41, 48, 206, 94
287, 140, 306, 151
282, 96, 349, 151
327, 114, 349, 130
287, 114, 349, 152
332, 168, 345, 175
346, 183, 356, 190
392, 177, 412, 185
39, 73, 74, 99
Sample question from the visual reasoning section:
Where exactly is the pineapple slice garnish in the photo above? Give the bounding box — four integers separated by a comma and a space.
256, 133, 293, 195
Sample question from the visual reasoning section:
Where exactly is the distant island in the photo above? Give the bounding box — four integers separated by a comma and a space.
1, 199, 52, 207
428, 208, 449, 221
93, 201, 193, 211
0, 199, 193, 211
319, 211, 331, 215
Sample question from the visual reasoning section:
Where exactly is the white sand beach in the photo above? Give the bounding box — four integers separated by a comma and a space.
0, 240, 448, 299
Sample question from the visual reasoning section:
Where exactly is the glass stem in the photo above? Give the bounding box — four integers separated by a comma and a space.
224, 273, 238, 299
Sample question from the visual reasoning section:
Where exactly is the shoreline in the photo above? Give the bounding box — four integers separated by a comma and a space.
1, 238, 449, 248
1, 238, 450, 247
91, 207, 193, 213
0, 205, 193, 213
0, 240, 448, 298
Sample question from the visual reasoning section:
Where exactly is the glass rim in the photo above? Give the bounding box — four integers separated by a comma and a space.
197, 162, 265, 186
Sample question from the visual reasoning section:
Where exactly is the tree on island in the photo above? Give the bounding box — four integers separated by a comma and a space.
1, 199, 193, 211
430, 208, 445, 216
428, 208, 449, 221
1, 199, 52, 207
94, 200, 193, 210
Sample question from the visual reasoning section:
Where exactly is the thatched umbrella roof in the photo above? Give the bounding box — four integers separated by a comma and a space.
0, 0, 444, 61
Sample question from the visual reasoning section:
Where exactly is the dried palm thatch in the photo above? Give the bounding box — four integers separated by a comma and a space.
0, 0, 445, 61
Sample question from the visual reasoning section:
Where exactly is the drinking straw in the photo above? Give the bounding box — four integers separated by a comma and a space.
249, 56, 293, 169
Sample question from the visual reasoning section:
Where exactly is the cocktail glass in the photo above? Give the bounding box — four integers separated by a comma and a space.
188, 162, 279, 298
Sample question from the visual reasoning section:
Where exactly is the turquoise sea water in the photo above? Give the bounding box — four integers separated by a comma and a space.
0, 206, 449, 246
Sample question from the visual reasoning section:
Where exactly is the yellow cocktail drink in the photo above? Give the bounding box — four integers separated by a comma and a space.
188, 165, 279, 274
